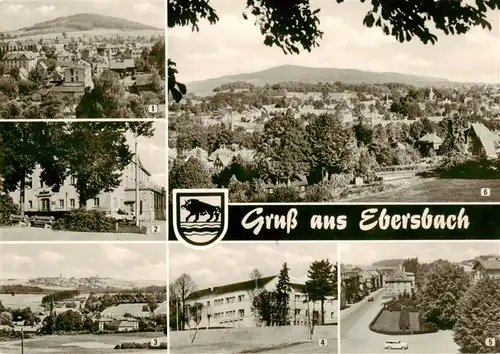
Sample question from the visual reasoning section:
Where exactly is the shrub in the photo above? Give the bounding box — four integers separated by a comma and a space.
0, 194, 19, 225
53, 209, 116, 232
266, 186, 302, 202
399, 309, 410, 330
328, 173, 354, 188
303, 183, 335, 202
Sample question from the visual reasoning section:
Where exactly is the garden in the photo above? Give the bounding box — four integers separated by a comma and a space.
369, 290, 438, 335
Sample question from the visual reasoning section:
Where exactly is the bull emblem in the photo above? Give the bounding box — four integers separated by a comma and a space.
173, 189, 229, 249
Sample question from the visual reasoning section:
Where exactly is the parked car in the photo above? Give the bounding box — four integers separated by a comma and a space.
368, 297, 374, 302
384, 340, 408, 350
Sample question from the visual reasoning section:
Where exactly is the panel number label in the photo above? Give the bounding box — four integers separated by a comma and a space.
152, 225, 160, 234
318, 338, 328, 347
485, 337, 496, 347
150, 338, 161, 347
148, 104, 158, 113
481, 188, 491, 197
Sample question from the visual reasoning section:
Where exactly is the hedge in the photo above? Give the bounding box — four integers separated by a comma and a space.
114, 341, 168, 350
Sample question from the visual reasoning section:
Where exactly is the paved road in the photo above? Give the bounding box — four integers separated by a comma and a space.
340, 290, 458, 354
0, 225, 166, 241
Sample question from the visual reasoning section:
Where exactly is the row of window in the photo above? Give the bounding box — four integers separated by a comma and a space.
210, 294, 245, 307
27, 198, 99, 211
213, 309, 245, 319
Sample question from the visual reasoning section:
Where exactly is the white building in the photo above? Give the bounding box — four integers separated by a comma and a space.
384, 264, 414, 297
184, 275, 338, 329
472, 258, 500, 284
9, 156, 165, 221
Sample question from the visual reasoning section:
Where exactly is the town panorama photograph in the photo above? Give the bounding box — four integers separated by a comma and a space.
168, 0, 500, 203
0, 243, 167, 353
0, 0, 165, 118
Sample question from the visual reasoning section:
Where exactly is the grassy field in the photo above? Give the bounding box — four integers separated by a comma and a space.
349, 177, 500, 202
0, 294, 44, 312
371, 310, 420, 333
0, 332, 166, 353
170, 325, 336, 354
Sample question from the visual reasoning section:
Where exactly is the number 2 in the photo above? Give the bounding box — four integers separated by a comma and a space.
152, 225, 160, 233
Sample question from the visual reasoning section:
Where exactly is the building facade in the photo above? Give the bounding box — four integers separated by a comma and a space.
9, 157, 165, 221
472, 258, 500, 284
184, 275, 337, 329
384, 265, 414, 297
1, 52, 38, 72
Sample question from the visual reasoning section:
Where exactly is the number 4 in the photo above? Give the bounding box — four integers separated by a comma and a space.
318, 339, 327, 347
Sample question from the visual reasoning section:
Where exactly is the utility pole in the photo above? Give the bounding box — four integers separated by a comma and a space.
134, 130, 139, 227
176, 300, 179, 331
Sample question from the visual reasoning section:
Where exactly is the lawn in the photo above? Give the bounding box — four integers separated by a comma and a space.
0, 294, 44, 313
170, 325, 336, 354
349, 177, 500, 202
371, 310, 420, 333
0, 332, 166, 353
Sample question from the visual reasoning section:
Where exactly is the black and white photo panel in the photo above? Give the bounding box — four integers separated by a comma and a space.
339, 241, 500, 354
0, 121, 166, 241
169, 242, 338, 354
0, 243, 167, 353
168, 0, 500, 203
0, 0, 165, 119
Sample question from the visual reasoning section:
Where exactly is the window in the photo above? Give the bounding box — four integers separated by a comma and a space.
59, 199, 64, 208
238, 295, 245, 302
41, 198, 50, 211
26, 178, 32, 189
331, 312, 335, 319
70, 176, 76, 185
238, 309, 244, 318
140, 200, 143, 215
28, 200, 33, 209
70, 199, 75, 208
39, 178, 44, 188
94, 198, 99, 207
206, 301, 210, 307
295, 309, 301, 315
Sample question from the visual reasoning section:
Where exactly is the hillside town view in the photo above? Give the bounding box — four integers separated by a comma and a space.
169, 243, 337, 353
0, 243, 167, 353
0, 4, 165, 118
168, 1, 500, 203
340, 242, 500, 354
0, 121, 167, 241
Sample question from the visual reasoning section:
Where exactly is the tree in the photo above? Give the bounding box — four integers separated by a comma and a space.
54, 310, 83, 331
186, 302, 204, 343
419, 260, 470, 329
171, 274, 197, 330
251, 289, 276, 327
256, 114, 310, 185
305, 259, 336, 325
76, 71, 130, 118
307, 112, 357, 182
168, 0, 500, 101
454, 278, 500, 354
169, 157, 213, 190
275, 262, 291, 326
44, 122, 152, 208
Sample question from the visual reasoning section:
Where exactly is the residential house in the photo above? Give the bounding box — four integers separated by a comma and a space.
340, 266, 361, 309
109, 58, 135, 77
418, 133, 443, 151
465, 123, 500, 158
384, 264, 414, 297
185, 275, 338, 328
1, 51, 38, 72
117, 319, 140, 332
472, 258, 500, 284
130, 73, 157, 93
49, 60, 93, 96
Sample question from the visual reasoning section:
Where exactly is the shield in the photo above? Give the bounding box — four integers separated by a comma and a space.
172, 189, 229, 250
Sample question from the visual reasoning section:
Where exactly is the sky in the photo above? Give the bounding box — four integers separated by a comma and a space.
0, 0, 165, 31
0, 243, 167, 281
340, 241, 500, 266
169, 0, 500, 83
169, 242, 337, 290
125, 121, 166, 187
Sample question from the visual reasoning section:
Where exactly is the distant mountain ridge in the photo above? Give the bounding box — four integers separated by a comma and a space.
9, 13, 160, 35
372, 259, 406, 267
186, 64, 458, 94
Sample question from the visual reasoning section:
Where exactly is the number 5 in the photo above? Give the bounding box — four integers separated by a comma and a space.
485, 337, 495, 347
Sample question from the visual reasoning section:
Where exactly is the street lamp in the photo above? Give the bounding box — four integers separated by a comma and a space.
17, 316, 24, 354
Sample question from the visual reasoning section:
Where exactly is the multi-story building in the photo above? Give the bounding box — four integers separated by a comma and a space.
50, 60, 94, 95
1, 51, 38, 72
384, 264, 414, 297
8, 156, 165, 222
472, 258, 500, 284
340, 266, 361, 309
184, 275, 337, 328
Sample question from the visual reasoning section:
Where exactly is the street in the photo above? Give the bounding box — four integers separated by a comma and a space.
0, 224, 166, 241
340, 290, 458, 354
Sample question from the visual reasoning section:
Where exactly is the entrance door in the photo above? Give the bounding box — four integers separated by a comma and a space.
41, 198, 50, 212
